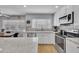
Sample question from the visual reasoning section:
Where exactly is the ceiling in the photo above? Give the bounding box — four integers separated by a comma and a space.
0, 5, 64, 15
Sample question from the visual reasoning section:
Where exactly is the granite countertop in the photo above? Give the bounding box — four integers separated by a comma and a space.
56, 32, 79, 38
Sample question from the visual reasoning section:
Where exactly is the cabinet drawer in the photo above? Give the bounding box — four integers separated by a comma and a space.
37, 32, 55, 44
66, 39, 79, 53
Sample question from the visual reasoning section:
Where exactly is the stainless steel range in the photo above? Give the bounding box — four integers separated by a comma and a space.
55, 35, 66, 53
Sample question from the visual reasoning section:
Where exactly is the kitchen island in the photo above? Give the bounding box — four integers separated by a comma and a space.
0, 37, 38, 53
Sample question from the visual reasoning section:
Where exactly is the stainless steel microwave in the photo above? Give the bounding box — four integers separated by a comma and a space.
59, 12, 74, 25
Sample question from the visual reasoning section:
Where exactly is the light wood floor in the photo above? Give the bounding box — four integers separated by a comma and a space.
38, 44, 57, 53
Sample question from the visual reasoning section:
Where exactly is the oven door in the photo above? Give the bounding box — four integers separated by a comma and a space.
55, 35, 66, 53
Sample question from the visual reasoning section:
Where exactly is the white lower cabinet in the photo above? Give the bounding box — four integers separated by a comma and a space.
37, 32, 55, 44
66, 39, 79, 53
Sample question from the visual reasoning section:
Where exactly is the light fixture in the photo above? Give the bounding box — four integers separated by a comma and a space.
56, 6, 59, 8
24, 5, 27, 7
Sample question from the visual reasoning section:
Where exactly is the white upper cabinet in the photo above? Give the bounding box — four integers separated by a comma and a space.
72, 6, 79, 26
59, 6, 67, 17
66, 5, 73, 14
60, 6, 73, 17
59, 6, 73, 18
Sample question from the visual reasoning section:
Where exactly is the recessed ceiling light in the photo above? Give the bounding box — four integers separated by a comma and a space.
24, 5, 27, 7
56, 6, 59, 8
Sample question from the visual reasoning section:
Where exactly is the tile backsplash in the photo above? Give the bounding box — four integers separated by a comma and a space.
60, 24, 74, 31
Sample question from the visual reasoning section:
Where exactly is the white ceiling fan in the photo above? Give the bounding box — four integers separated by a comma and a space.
0, 9, 10, 17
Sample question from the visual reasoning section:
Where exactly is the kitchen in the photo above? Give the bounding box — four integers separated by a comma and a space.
0, 5, 79, 53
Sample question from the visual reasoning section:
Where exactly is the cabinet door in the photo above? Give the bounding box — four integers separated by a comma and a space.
66, 39, 79, 53
60, 6, 73, 16
60, 7, 67, 17
37, 32, 55, 44
66, 6, 73, 15
72, 6, 79, 26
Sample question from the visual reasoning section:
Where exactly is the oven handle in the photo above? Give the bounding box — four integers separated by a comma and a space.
55, 35, 65, 39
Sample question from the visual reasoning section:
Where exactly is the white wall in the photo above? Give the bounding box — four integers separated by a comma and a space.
32, 19, 52, 29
